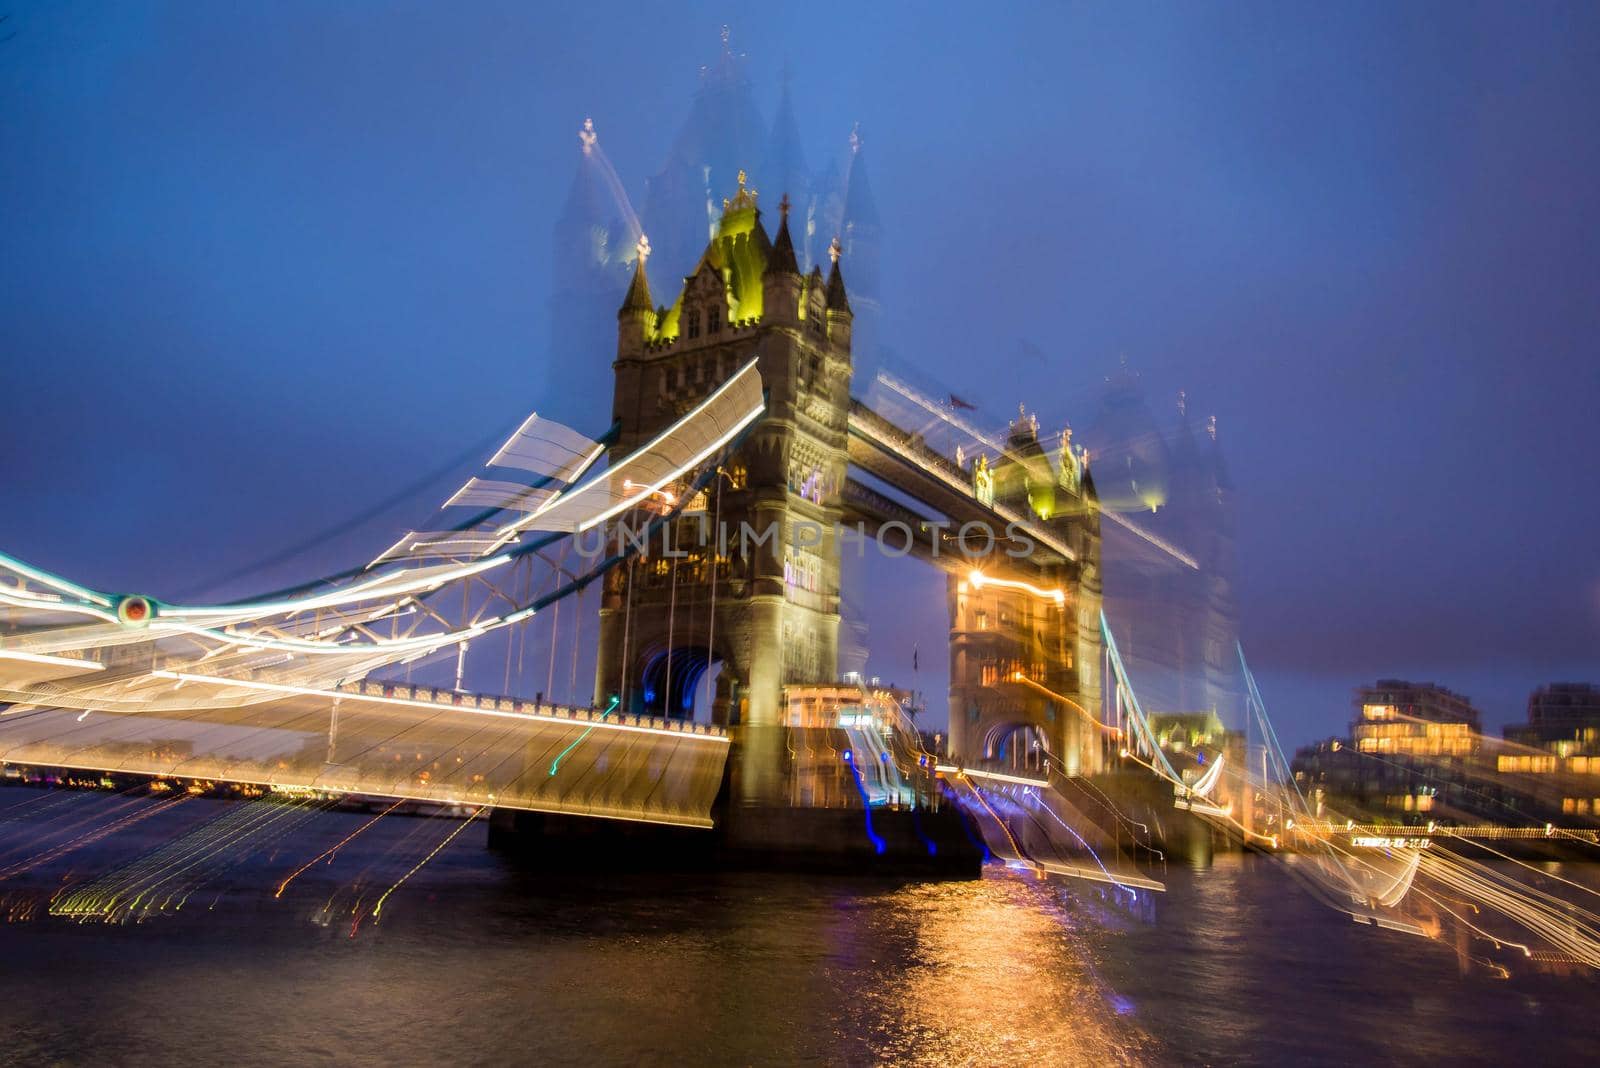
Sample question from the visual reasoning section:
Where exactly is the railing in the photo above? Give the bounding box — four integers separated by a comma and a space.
341, 680, 727, 738
1293, 820, 1600, 843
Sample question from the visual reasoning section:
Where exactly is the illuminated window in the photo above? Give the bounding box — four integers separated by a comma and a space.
1497, 754, 1558, 773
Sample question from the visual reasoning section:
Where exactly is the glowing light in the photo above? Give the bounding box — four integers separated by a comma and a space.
842, 752, 888, 855
967, 569, 1066, 604
0, 649, 105, 672
933, 764, 1049, 788
573, 364, 765, 533
622, 479, 676, 505
275, 799, 405, 898
370, 808, 484, 922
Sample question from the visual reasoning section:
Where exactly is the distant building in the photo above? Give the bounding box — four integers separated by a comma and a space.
1352, 679, 1480, 759
1503, 683, 1600, 756
1292, 681, 1486, 820
1087, 372, 1241, 726
1498, 683, 1600, 817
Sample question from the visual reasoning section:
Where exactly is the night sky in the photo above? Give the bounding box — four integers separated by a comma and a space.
3, 2, 1596, 744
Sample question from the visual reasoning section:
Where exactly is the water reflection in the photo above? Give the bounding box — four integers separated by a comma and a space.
0, 798, 1594, 1065
848, 877, 1157, 1064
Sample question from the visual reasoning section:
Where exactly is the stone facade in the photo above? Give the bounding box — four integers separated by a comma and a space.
945, 416, 1105, 776
596, 180, 852, 803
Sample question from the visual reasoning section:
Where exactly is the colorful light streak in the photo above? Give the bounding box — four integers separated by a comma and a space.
370, 807, 483, 923
548, 695, 621, 776
840, 751, 887, 855
275, 799, 405, 898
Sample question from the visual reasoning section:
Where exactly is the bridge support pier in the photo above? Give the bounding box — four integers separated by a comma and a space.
487, 802, 985, 878
489, 727, 987, 878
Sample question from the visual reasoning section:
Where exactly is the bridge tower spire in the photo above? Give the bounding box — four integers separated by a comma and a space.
616, 233, 656, 358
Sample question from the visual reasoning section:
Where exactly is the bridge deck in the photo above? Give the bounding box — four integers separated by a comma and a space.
0, 681, 729, 828
846, 400, 1077, 567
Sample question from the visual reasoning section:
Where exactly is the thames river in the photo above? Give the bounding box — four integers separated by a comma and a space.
0, 794, 1593, 1066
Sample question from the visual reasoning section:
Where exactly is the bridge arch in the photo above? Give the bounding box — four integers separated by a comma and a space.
981, 720, 1053, 773
625, 630, 740, 724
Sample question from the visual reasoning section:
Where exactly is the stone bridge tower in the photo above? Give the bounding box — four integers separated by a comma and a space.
595, 177, 854, 803
946, 414, 1105, 777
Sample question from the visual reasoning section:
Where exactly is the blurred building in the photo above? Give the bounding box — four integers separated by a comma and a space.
1498, 683, 1600, 817
1085, 371, 1240, 726
547, 34, 884, 425
1503, 683, 1600, 756
1292, 681, 1487, 820
1352, 680, 1480, 758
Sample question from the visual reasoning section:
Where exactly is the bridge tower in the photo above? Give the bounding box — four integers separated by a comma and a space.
596, 176, 854, 804
946, 413, 1105, 777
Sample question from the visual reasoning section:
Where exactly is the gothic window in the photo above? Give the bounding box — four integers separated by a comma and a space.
809, 311, 823, 336
687, 310, 701, 339
707, 305, 721, 333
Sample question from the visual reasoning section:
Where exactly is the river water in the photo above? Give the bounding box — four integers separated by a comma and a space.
0, 793, 1592, 1066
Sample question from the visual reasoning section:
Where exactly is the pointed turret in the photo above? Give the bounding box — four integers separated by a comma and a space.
842, 126, 882, 232
824, 237, 852, 352
763, 193, 803, 327
768, 193, 800, 275
555, 118, 627, 277
619, 243, 654, 314
617, 234, 657, 356
1082, 360, 1171, 514
825, 236, 850, 311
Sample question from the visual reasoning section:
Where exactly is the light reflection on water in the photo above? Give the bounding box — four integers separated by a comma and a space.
0, 797, 1594, 1065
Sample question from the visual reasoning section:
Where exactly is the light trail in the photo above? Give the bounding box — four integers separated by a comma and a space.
934, 764, 1050, 788
1005, 674, 1122, 735
548, 694, 622, 776
370, 807, 483, 922
1020, 786, 1157, 898
840, 751, 887, 855
150, 671, 728, 744
0, 649, 105, 672
275, 799, 405, 898
967, 569, 1065, 604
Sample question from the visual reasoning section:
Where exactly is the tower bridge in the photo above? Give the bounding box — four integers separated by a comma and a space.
1, 172, 1263, 883
595, 174, 1106, 822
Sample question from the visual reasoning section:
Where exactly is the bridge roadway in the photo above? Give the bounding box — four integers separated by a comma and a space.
844, 400, 1078, 568
0, 679, 729, 828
